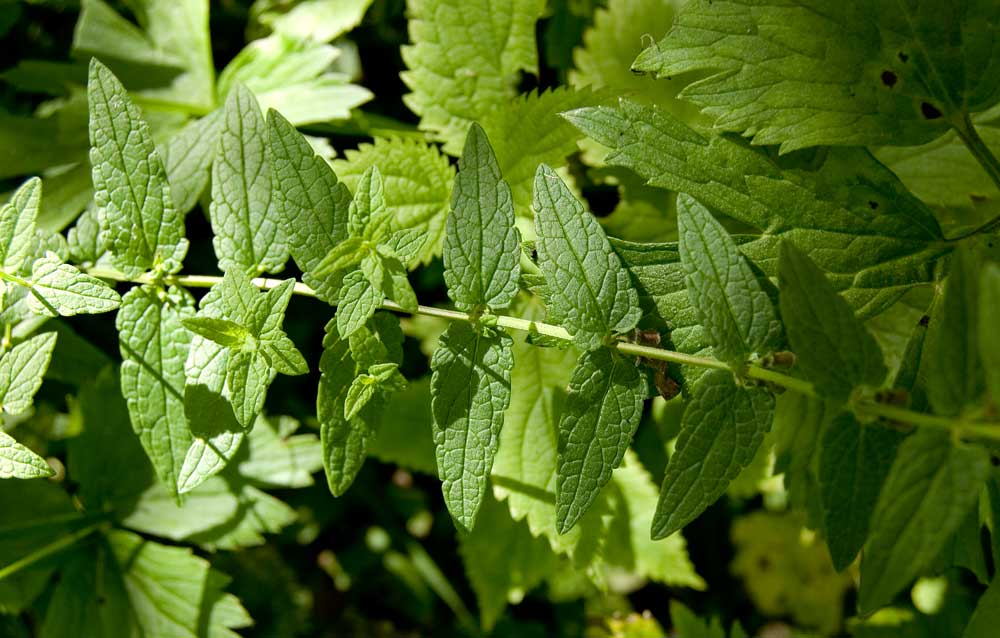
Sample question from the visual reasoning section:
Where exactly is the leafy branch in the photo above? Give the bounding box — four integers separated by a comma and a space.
85, 266, 1000, 443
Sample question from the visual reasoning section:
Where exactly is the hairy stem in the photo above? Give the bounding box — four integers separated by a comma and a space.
949, 113, 1000, 239
87, 267, 1000, 440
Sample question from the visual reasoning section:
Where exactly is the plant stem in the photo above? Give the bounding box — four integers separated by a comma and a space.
855, 401, 1000, 441
87, 267, 1000, 439
0, 521, 104, 580
0, 269, 32, 288
744, 365, 817, 397
949, 113, 1000, 239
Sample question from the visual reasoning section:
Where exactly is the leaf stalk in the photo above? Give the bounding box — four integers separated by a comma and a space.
949, 113, 1000, 239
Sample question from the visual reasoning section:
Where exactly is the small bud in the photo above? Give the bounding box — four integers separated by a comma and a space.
763, 351, 796, 368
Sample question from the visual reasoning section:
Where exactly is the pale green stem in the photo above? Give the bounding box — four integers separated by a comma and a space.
86, 267, 1000, 439
744, 365, 818, 398
0, 270, 32, 288
854, 401, 1000, 441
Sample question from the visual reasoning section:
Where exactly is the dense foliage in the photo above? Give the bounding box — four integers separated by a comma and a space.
2, 1, 1000, 636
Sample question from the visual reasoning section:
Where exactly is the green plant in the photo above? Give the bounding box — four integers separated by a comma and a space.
2, 0, 1000, 636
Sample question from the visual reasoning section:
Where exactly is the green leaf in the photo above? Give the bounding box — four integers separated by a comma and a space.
400, 0, 547, 154
266, 109, 350, 300
311, 236, 364, 282
178, 274, 256, 492
235, 415, 323, 488
40, 549, 136, 638
859, 430, 991, 614
117, 285, 195, 495
923, 248, 986, 415
964, 572, 1000, 638
257, 0, 374, 43
261, 335, 308, 376
37, 163, 93, 234
362, 252, 418, 313
982, 263, 1000, 404
605, 450, 705, 589
67, 206, 105, 265
252, 278, 297, 341
430, 323, 513, 532
608, 238, 714, 381
491, 298, 609, 563
481, 87, 610, 216
182, 316, 250, 349
67, 366, 152, 510
87, 59, 188, 277
211, 84, 288, 274
632, 0, 1000, 151
26, 255, 121, 317
669, 600, 726, 638
73, 0, 185, 74
772, 393, 836, 528
875, 124, 1000, 236
122, 476, 239, 540
75, 0, 215, 111
178, 403, 243, 494
343, 375, 377, 421
123, 477, 297, 552
332, 137, 455, 266
348, 166, 391, 240
0, 430, 52, 479
569, 0, 703, 123
318, 314, 403, 495
107, 530, 252, 636
40, 321, 109, 387
0, 177, 40, 273
818, 412, 904, 571
0, 479, 87, 577
219, 34, 372, 126
0, 95, 88, 182
652, 369, 774, 539
778, 241, 887, 401
443, 124, 520, 312
556, 347, 645, 534
368, 377, 438, 475
181, 273, 304, 433
566, 100, 947, 314
188, 484, 297, 552
381, 228, 426, 265
676, 194, 781, 365
0, 332, 58, 415
226, 349, 273, 429
458, 490, 560, 631
164, 109, 223, 216
533, 164, 641, 350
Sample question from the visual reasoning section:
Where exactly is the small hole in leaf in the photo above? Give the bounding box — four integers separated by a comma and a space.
868, 200, 879, 210
898, 51, 910, 63
919, 315, 930, 327
920, 102, 943, 119
880, 70, 897, 87
992, 456, 1000, 467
